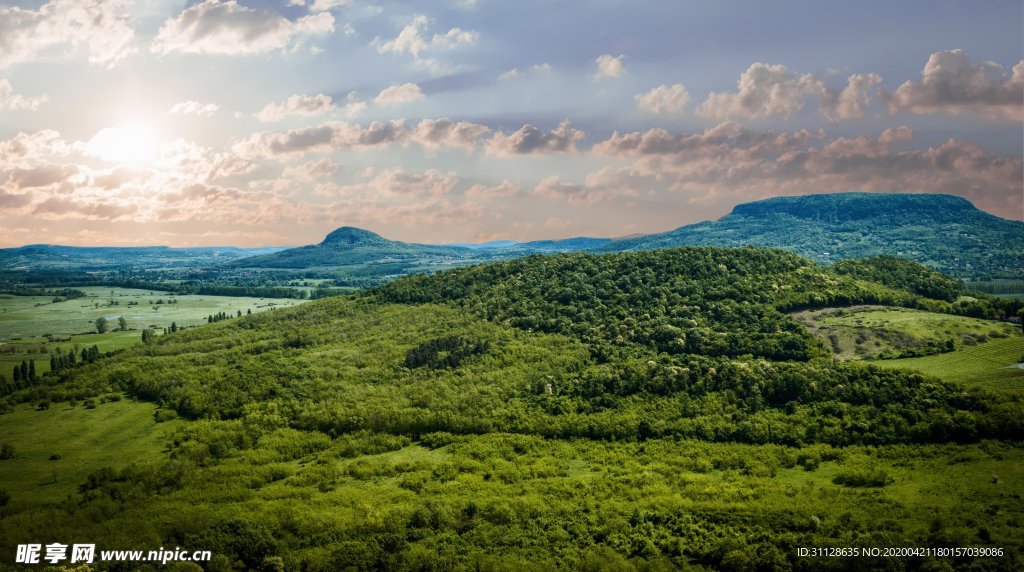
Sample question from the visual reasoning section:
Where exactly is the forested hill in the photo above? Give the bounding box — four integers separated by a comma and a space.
601, 193, 1024, 278
371, 247, 995, 362
6, 246, 1023, 569
224, 226, 471, 269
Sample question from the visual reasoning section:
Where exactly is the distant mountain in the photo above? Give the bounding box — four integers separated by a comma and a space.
225, 227, 471, 272
0, 244, 284, 271
227, 227, 620, 283
601, 193, 1024, 278
3, 193, 1018, 282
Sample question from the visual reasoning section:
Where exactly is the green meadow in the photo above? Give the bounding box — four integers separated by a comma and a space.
0, 287, 306, 379
793, 305, 1018, 360
876, 335, 1024, 393
0, 399, 182, 502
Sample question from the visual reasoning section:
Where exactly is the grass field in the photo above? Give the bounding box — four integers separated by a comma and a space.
876, 335, 1024, 393
792, 305, 1017, 360
0, 286, 306, 380
0, 399, 182, 501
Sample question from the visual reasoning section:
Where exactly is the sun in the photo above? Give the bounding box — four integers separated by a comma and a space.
86, 125, 158, 164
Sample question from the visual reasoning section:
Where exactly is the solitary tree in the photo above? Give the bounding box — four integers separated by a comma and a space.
95, 317, 108, 334
170, 321, 178, 333
118, 316, 128, 331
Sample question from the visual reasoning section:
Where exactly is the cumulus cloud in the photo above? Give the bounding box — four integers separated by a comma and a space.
487, 121, 585, 155
4, 164, 78, 190
374, 15, 477, 61
0, 0, 135, 69
592, 123, 1022, 219
498, 63, 553, 80
308, 0, 352, 11
827, 73, 883, 120
636, 84, 690, 114
32, 197, 139, 221
697, 62, 827, 120
234, 120, 408, 157
0, 80, 47, 110
365, 168, 459, 197
409, 118, 491, 150
0, 130, 74, 169
529, 174, 634, 205
593, 54, 626, 79
373, 83, 425, 106
152, 0, 334, 56
255, 94, 335, 122
465, 179, 518, 199
882, 49, 1024, 122
169, 100, 220, 116
282, 159, 339, 180
236, 117, 491, 158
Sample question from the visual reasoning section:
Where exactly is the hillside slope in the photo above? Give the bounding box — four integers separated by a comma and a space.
225, 226, 471, 270
2, 246, 1023, 569
603, 193, 1024, 278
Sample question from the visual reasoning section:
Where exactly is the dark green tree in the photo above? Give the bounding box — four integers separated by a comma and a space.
95, 317, 108, 334
118, 316, 128, 331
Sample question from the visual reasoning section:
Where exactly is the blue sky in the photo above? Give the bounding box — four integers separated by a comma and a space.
0, 0, 1021, 246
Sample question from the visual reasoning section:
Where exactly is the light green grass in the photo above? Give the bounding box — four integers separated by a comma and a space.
0, 286, 305, 339
875, 335, 1024, 393
0, 287, 307, 380
0, 331, 141, 376
793, 305, 1017, 360
0, 399, 182, 501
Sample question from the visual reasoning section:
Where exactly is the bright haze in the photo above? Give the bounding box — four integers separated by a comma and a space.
0, 0, 1021, 247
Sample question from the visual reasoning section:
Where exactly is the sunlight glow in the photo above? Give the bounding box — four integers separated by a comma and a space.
86, 125, 158, 164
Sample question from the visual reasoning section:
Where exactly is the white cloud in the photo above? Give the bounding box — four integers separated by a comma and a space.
152, 0, 334, 56
409, 118, 491, 150
499, 63, 552, 80
592, 123, 1023, 219
487, 121, 585, 155
374, 14, 477, 71
373, 83, 425, 106
234, 120, 409, 158
593, 54, 625, 80
465, 180, 518, 199
282, 159, 339, 180
255, 94, 335, 122
169, 100, 220, 117
697, 62, 827, 120
309, 0, 352, 11
882, 49, 1024, 122
635, 84, 690, 114
828, 73, 883, 120
0, 0, 135, 69
0, 80, 47, 110
365, 168, 459, 197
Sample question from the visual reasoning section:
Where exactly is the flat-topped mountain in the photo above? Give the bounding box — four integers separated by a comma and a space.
602, 193, 1023, 278
728, 192, 977, 222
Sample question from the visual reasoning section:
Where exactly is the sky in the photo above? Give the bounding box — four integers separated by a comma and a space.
0, 0, 1022, 247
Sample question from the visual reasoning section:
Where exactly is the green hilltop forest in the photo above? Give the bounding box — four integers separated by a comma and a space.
0, 248, 1022, 570
604, 193, 1024, 279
